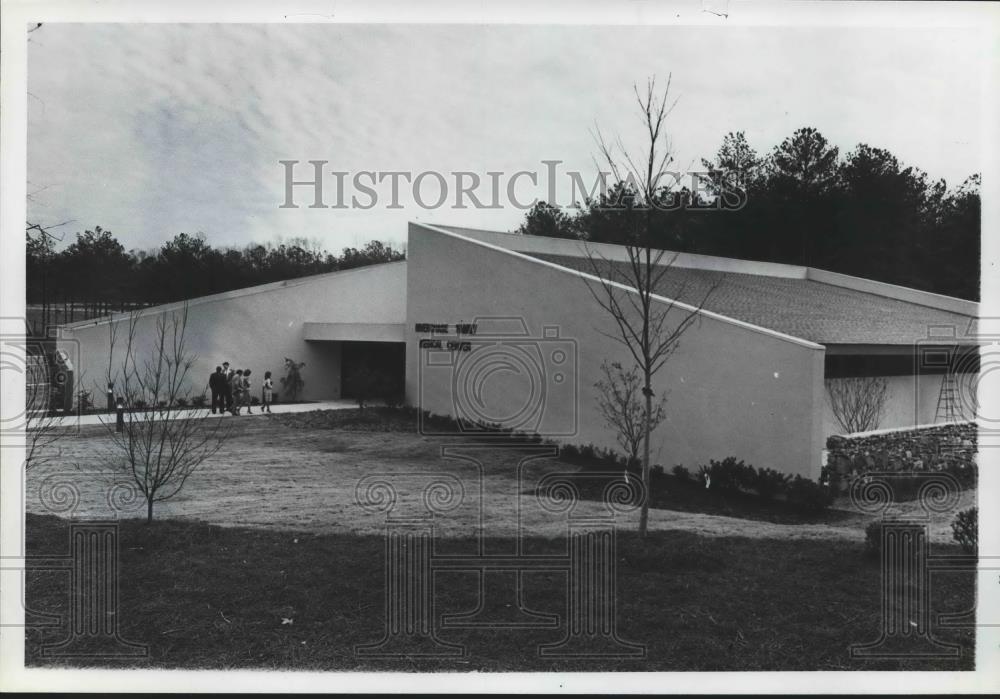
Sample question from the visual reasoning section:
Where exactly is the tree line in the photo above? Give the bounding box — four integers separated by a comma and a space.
26, 225, 406, 306
517, 127, 980, 301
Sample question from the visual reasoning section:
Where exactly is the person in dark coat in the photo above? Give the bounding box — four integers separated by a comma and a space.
209, 365, 226, 414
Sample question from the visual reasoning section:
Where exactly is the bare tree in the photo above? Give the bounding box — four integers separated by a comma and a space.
24, 353, 61, 470
100, 305, 230, 522
826, 377, 889, 434
24, 218, 76, 472
25, 343, 89, 471
584, 75, 716, 537
594, 360, 668, 467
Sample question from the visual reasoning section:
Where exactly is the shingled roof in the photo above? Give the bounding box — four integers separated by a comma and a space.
529, 253, 978, 346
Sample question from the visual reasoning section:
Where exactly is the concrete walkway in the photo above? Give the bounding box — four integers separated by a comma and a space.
28, 399, 358, 429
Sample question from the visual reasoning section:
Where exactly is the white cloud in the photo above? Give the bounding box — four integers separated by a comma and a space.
27, 23, 983, 252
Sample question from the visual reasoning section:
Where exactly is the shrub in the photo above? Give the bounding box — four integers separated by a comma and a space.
281, 357, 306, 402
671, 465, 690, 481
251, 396, 260, 405
826, 376, 888, 434
864, 520, 883, 557
786, 475, 834, 511
595, 445, 626, 469
697, 464, 712, 488
557, 443, 628, 471
651, 464, 665, 478
560, 444, 580, 460
943, 458, 978, 490
132, 399, 146, 410
560, 443, 580, 461
175, 397, 189, 408
705, 457, 754, 492
191, 394, 207, 408
77, 390, 93, 411
820, 464, 846, 493
752, 467, 791, 501
625, 455, 642, 475
951, 507, 977, 554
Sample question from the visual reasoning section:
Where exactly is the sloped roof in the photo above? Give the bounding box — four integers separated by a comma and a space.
61, 260, 408, 330
530, 253, 977, 346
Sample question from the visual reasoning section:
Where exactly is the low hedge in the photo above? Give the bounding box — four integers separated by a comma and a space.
556, 449, 834, 512
557, 443, 639, 472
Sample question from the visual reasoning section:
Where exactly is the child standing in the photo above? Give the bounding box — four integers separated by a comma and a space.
231, 369, 244, 415
243, 369, 253, 414
262, 371, 274, 413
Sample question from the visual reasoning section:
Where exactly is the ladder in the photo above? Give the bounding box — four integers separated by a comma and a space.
934, 371, 960, 424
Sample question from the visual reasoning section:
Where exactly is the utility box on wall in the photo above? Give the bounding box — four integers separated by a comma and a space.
50, 349, 74, 411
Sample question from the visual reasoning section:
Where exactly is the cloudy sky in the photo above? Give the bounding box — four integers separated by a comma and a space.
27, 22, 983, 253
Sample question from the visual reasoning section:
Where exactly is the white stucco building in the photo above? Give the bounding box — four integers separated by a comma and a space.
59, 222, 979, 479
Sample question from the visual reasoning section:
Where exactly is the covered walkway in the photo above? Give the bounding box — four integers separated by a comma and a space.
28, 399, 359, 430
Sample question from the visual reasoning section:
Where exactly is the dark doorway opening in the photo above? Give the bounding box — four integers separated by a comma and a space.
340, 342, 406, 401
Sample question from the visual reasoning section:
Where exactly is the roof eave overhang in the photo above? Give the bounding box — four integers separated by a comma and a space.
824, 343, 981, 356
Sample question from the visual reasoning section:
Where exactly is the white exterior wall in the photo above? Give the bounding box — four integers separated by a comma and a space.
56, 220, 971, 474
821, 372, 977, 438
405, 224, 828, 479
58, 262, 407, 403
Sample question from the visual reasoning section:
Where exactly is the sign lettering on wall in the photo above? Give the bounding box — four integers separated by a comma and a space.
414, 323, 478, 335
414, 322, 478, 352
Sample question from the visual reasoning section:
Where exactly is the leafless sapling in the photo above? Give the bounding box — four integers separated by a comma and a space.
100, 304, 230, 522
584, 75, 716, 537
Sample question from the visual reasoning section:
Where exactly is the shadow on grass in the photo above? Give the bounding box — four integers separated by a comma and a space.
269, 407, 417, 432
528, 473, 865, 526
270, 410, 867, 526
25, 513, 974, 672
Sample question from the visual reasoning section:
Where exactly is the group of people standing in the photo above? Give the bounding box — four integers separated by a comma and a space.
208, 362, 274, 416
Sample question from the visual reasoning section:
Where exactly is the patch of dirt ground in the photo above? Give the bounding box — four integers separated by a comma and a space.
24, 413, 974, 543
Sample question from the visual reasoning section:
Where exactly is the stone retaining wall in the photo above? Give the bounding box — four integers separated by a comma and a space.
823, 421, 977, 492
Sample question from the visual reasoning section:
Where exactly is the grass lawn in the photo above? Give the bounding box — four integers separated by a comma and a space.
543, 471, 866, 526
24, 407, 977, 671
25, 513, 974, 671
26, 408, 974, 542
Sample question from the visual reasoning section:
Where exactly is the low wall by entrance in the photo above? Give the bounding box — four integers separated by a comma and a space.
823, 421, 977, 492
